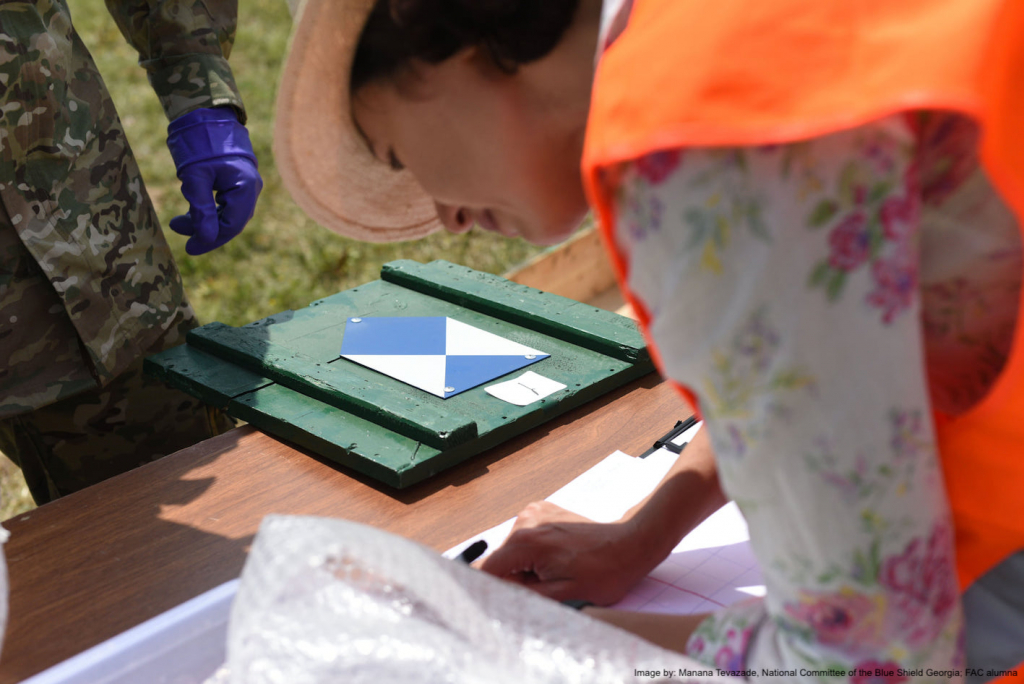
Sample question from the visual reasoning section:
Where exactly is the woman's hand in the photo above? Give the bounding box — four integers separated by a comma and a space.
480, 426, 727, 605
478, 501, 653, 605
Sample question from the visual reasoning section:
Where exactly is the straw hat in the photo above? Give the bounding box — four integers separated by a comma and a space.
275, 0, 443, 242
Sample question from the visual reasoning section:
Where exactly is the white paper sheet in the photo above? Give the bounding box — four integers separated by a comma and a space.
446, 422, 764, 614
485, 371, 567, 406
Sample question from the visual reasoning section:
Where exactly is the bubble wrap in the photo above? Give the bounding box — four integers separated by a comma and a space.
211, 515, 736, 684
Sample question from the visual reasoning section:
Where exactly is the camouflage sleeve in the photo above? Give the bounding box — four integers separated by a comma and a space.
103, 0, 247, 123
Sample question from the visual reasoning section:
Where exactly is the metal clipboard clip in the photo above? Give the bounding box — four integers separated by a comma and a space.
639, 416, 700, 458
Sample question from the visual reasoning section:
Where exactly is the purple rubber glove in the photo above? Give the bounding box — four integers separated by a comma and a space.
166, 107, 263, 256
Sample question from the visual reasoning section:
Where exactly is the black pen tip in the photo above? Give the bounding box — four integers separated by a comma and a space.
458, 539, 488, 564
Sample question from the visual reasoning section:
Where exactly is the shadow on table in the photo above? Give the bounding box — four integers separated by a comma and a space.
0, 427, 253, 684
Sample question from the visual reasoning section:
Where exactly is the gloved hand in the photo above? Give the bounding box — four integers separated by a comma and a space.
166, 107, 263, 255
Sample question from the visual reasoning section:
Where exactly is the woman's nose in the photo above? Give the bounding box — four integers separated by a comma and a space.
435, 202, 474, 234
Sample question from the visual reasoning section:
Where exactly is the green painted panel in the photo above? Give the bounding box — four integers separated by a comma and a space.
146, 260, 654, 488
194, 284, 638, 439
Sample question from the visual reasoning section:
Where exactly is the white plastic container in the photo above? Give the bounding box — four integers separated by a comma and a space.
22, 579, 238, 684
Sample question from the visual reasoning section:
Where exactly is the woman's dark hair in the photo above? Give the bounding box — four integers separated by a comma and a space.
351, 0, 582, 92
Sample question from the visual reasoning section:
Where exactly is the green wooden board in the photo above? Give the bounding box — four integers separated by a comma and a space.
145, 260, 653, 488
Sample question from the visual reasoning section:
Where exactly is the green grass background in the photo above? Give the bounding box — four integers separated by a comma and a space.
0, 0, 546, 520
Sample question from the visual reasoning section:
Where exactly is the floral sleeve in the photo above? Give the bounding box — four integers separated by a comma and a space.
611, 116, 964, 681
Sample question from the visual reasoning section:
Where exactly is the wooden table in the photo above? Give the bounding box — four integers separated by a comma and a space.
0, 374, 684, 683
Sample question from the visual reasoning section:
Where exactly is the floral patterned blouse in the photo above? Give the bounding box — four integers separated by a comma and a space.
609, 113, 1022, 680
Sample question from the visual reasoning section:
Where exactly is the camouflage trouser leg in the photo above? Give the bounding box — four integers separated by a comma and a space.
0, 212, 234, 506
0, 346, 234, 506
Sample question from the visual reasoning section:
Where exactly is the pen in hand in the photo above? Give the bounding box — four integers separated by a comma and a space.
457, 539, 488, 564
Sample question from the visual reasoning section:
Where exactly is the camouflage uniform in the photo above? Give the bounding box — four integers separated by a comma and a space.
0, 0, 239, 504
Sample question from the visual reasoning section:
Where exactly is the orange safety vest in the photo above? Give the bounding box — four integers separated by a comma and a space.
583, 0, 1024, 667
